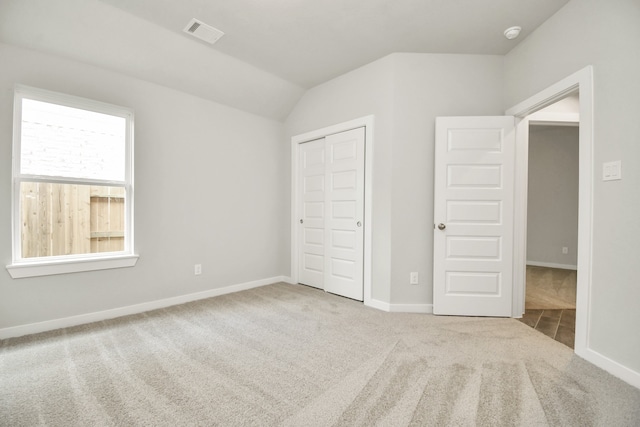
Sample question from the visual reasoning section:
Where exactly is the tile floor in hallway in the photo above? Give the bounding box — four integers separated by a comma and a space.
517, 309, 576, 349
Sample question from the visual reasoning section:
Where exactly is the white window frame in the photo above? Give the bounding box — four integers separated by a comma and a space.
6, 85, 138, 278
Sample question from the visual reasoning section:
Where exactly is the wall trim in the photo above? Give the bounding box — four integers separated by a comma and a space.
365, 299, 391, 312
280, 276, 296, 284
365, 299, 433, 314
7, 254, 139, 279
581, 348, 640, 390
388, 303, 433, 314
507, 66, 593, 359
526, 261, 578, 270
528, 111, 579, 125
0, 276, 288, 340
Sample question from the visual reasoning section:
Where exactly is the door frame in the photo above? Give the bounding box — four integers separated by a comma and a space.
507, 66, 593, 356
290, 115, 374, 304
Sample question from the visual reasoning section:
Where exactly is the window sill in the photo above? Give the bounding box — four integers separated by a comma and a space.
6, 254, 139, 279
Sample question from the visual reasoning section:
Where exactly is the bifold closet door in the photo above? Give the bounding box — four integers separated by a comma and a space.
297, 127, 365, 301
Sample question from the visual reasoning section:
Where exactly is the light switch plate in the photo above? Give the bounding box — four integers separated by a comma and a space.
410, 272, 419, 285
603, 160, 622, 181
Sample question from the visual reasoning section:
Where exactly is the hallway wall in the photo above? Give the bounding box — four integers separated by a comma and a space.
527, 125, 579, 269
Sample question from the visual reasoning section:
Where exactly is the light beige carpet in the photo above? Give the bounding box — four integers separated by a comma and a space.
526, 265, 577, 310
1, 282, 639, 426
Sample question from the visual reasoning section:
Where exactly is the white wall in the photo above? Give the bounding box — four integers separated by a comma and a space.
285, 53, 504, 306
0, 43, 288, 331
505, 0, 640, 373
388, 53, 504, 304
527, 126, 579, 268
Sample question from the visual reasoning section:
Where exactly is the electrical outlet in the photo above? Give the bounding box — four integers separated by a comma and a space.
410, 272, 419, 285
194, 264, 202, 275
562, 247, 568, 255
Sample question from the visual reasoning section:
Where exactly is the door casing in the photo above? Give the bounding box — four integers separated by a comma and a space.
507, 66, 593, 356
291, 115, 374, 305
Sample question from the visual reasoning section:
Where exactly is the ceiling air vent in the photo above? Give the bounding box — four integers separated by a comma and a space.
183, 18, 224, 45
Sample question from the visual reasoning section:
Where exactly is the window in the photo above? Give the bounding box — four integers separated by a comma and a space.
7, 85, 137, 278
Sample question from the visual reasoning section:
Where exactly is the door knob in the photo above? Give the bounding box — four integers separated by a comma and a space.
437, 223, 446, 230
357, 221, 362, 227
300, 219, 303, 224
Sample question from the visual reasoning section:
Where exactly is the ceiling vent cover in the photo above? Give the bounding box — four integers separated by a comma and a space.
183, 18, 224, 45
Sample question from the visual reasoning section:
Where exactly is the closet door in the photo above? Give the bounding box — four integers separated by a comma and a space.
298, 138, 326, 289
323, 127, 365, 301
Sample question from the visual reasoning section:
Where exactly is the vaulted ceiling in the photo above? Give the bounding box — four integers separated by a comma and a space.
0, 0, 570, 120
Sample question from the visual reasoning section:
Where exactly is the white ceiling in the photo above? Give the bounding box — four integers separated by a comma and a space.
98, 0, 570, 88
0, 0, 570, 120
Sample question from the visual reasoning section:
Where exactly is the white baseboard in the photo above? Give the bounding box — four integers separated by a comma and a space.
578, 347, 640, 390
526, 260, 577, 270
365, 298, 391, 312
389, 303, 433, 314
0, 276, 288, 340
365, 299, 433, 314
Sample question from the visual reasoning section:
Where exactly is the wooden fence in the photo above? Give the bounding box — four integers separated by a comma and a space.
20, 183, 125, 258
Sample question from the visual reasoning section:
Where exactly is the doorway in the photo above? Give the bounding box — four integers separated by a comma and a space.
517, 97, 580, 347
508, 66, 593, 356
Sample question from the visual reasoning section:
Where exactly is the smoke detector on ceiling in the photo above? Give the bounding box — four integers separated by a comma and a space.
503, 26, 522, 40
183, 18, 224, 45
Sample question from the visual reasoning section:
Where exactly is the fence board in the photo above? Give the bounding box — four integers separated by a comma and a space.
21, 184, 123, 258
52, 184, 65, 256
21, 183, 38, 258
37, 183, 51, 256
79, 185, 91, 254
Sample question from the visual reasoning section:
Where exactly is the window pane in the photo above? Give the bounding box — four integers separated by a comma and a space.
20, 182, 125, 258
20, 99, 126, 181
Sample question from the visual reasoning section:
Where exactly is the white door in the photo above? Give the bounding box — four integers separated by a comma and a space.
324, 128, 365, 301
433, 117, 515, 316
298, 138, 326, 289
297, 127, 365, 300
